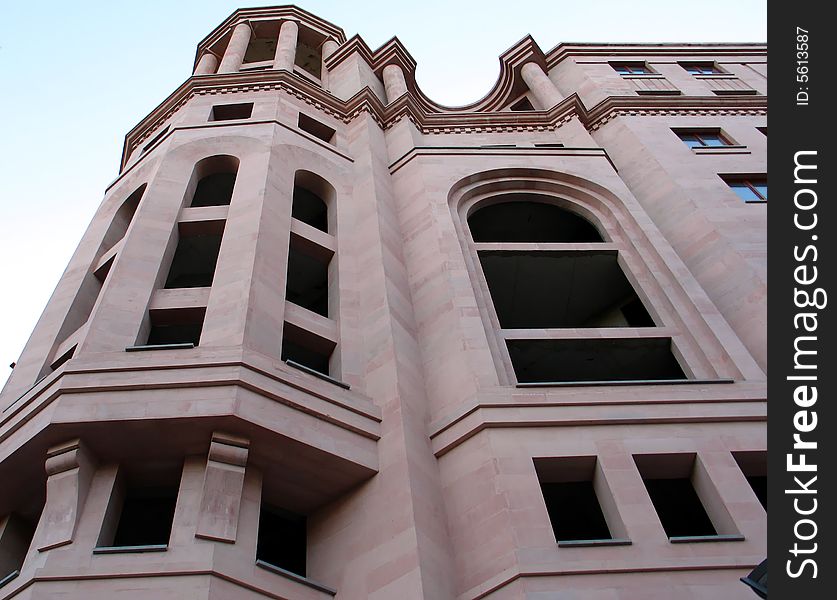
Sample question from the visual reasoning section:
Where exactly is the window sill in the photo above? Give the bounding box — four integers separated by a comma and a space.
692, 145, 750, 155
256, 559, 336, 596
712, 90, 759, 96
516, 378, 734, 388
126, 343, 195, 352
636, 90, 682, 96
285, 359, 350, 390
558, 538, 632, 548
93, 544, 169, 554
0, 571, 20, 589
621, 73, 664, 79
669, 534, 745, 544
693, 73, 738, 80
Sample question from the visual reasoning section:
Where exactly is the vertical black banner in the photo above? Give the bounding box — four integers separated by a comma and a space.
770, 2, 834, 597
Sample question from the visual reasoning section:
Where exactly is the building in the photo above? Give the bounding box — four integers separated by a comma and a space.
0, 5, 767, 599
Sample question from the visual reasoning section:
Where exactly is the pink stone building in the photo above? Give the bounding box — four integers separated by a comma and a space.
0, 6, 766, 599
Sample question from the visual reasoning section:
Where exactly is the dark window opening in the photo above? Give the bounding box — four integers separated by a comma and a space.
634, 454, 717, 538
611, 62, 652, 75
295, 40, 322, 79
298, 113, 336, 144
164, 226, 224, 289
733, 451, 767, 510
141, 126, 170, 155
469, 200, 603, 243
210, 102, 254, 122
534, 143, 565, 148
243, 37, 276, 64
508, 337, 684, 384
281, 322, 335, 376
98, 466, 182, 550
292, 187, 328, 232
146, 308, 205, 347
510, 97, 535, 112
286, 236, 330, 317
674, 129, 733, 148
534, 457, 613, 542
479, 250, 653, 328
257, 503, 306, 577
0, 514, 35, 582
49, 345, 76, 372
112, 488, 178, 547
191, 173, 237, 207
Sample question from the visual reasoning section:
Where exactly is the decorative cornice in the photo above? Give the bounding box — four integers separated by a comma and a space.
585, 94, 767, 130
545, 42, 767, 69
121, 65, 768, 170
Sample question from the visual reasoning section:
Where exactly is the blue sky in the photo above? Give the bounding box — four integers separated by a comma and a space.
0, 1, 766, 385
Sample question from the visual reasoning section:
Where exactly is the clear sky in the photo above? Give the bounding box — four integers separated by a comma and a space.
0, 1, 766, 387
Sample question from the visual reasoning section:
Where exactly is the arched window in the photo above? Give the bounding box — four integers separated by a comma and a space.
281, 171, 340, 381
42, 184, 147, 377
291, 170, 330, 232
189, 155, 239, 207
466, 193, 684, 385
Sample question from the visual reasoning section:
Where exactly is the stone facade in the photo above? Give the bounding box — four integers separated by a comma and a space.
0, 6, 766, 599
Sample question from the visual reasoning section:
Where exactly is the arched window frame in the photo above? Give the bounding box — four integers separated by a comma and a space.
280, 169, 342, 383
451, 169, 757, 386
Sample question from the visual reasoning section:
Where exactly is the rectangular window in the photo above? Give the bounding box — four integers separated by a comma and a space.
145, 307, 206, 347
534, 456, 628, 545
674, 129, 733, 148
722, 176, 767, 203
286, 234, 331, 318
508, 337, 684, 384
0, 514, 36, 583
680, 62, 723, 75
510, 97, 536, 112
96, 465, 181, 551
479, 250, 654, 329
164, 222, 225, 289
281, 322, 335, 377
634, 453, 741, 542
611, 62, 653, 75
298, 113, 336, 144
732, 451, 767, 510
257, 503, 307, 576
210, 102, 254, 121
141, 126, 170, 155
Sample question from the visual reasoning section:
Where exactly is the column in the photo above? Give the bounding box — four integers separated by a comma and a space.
218, 21, 252, 74
33, 440, 96, 552
382, 64, 408, 104
520, 61, 564, 109
195, 433, 250, 543
322, 39, 339, 62
272, 19, 299, 71
194, 52, 219, 76
321, 38, 339, 88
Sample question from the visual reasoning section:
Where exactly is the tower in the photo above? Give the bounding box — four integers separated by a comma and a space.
0, 6, 766, 599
